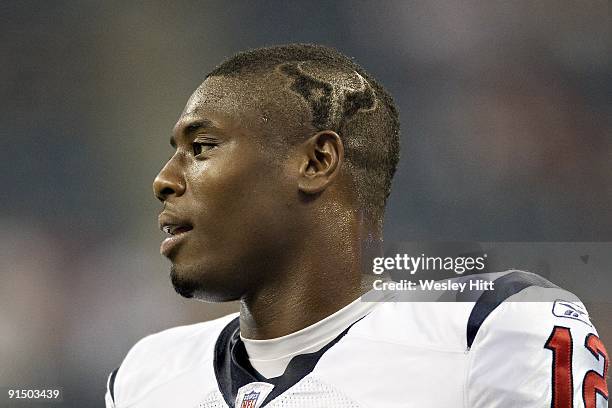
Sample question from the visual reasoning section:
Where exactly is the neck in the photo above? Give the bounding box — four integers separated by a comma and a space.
239, 220, 381, 340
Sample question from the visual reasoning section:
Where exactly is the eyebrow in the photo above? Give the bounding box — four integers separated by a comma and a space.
170, 118, 216, 148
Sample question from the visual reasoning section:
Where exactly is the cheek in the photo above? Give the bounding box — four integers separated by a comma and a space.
186, 155, 294, 247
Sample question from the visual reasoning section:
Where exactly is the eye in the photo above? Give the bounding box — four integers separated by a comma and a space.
192, 141, 217, 157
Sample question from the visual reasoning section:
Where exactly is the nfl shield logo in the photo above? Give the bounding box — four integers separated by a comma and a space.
240, 391, 260, 408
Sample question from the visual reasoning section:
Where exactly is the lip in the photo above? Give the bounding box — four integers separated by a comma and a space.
160, 230, 191, 257
158, 212, 193, 257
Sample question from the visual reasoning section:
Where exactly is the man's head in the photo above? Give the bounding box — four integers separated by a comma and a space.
153, 44, 399, 301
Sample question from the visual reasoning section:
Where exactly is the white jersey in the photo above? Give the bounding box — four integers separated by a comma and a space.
105, 271, 609, 407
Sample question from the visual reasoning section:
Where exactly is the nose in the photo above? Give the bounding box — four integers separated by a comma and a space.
153, 158, 186, 202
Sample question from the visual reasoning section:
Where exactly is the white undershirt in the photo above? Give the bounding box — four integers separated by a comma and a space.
240, 296, 379, 378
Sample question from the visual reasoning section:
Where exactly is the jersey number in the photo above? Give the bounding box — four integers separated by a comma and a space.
545, 326, 608, 408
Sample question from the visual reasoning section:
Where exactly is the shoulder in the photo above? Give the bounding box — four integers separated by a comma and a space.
105, 313, 238, 407
466, 270, 596, 352
353, 270, 606, 406
357, 270, 602, 365
464, 269, 583, 346
463, 271, 606, 407
355, 270, 561, 351
121, 313, 237, 369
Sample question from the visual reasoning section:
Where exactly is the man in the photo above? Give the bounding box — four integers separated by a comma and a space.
106, 44, 608, 407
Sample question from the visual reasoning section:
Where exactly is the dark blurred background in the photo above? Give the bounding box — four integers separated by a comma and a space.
1, 1, 610, 406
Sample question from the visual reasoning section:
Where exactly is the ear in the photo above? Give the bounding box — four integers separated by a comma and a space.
298, 130, 344, 194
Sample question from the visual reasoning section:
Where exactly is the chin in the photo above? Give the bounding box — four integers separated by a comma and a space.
169, 263, 244, 302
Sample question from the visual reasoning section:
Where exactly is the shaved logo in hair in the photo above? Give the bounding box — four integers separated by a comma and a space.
279, 63, 333, 129
341, 71, 376, 121
278, 63, 377, 131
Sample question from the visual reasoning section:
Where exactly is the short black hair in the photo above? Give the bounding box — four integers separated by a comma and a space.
207, 44, 400, 223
